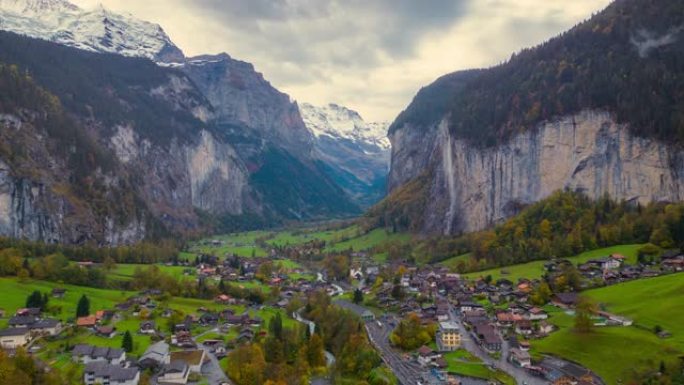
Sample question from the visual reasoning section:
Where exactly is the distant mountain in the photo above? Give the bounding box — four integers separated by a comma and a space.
0, 0, 184, 62
377, 0, 684, 235
0, 0, 361, 244
300, 103, 390, 207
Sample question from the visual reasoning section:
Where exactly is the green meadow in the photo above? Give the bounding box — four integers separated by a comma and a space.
463, 244, 644, 282
532, 273, 684, 384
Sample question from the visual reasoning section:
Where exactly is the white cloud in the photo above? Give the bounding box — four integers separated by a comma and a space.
72, 0, 611, 122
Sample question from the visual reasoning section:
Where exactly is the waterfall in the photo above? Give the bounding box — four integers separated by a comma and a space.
441, 121, 457, 234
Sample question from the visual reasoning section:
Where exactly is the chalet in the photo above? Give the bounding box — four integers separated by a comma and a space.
552, 293, 579, 308
169, 350, 206, 374
473, 323, 502, 352
526, 307, 548, 320
16, 308, 41, 317
72, 344, 126, 365
77, 316, 98, 328
32, 318, 62, 335
662, 256, 684, 271
199, 313, 219, 326
158, 361, 190, 385
0, 327, 31, 348
84, 362, 139, 385
417, 345, 439, 367
96, 326, 117, 338
540, 357, 598, 385
138, 341, 169, 369
509, 348, 531, 367
9, 315, 38, 328
139, 321, 156, 334
514, 320, 533, 336
237, 327, 256, 342
172, 331, 195, 348
51, 288, 67, 298
215, 294, 235, 305
538, 321, 555, 335
458, 301, 482, 313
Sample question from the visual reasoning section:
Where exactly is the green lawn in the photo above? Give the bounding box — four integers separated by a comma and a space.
189, 231, 272, 258
108, 264, 191, 281
464, 244, 644, 282
324, 228, 412, 254
266, 225, 361, 247
532, 273, 684, 384
444, 349, 515, 385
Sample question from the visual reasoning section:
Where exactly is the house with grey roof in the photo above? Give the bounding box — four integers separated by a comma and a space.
72, 344, 126, 365
157, 360, 190, 385
0, 327, 31, 349
138, 341, 169, 369
84, 361, 139, 385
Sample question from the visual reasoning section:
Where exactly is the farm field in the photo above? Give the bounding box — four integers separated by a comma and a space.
463, 244, 644, 282
531, 273, 684, 384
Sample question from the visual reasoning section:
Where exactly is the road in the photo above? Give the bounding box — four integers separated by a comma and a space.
449, 306, 549, 385
336, 300, 428, 385
193, 328, 231, 385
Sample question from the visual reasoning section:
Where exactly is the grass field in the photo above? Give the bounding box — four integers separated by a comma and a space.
438, 253, 472, 269
189, 224, 413, 262
464, 244, 644, 282
444, 349, 515, 385
266, 225, 361, 247
108, 264, 192, 281
324, 228, 412, 254
532, 273, 684, 384
189, 231, 272, 258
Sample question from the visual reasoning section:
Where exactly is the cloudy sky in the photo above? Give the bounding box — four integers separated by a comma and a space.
73, 0, 611, 122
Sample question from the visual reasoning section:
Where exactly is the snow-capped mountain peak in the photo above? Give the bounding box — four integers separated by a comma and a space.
299, 103, 390, 150
0, 0, 185, 62
0, 0, 77, 14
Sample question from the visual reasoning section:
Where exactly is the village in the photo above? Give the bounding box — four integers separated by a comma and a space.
1, 236, 683, 385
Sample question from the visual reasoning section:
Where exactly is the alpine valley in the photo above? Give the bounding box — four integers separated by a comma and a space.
0, 0, 391, 244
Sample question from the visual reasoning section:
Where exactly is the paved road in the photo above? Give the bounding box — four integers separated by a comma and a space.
336, 300, 428, 385
449, 306, 548, 385
193, 328, 230, 385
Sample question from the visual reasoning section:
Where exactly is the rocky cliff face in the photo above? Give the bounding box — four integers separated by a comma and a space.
385, 0, 684, 235
390, 110, 684, 234
180, 54, 313, 156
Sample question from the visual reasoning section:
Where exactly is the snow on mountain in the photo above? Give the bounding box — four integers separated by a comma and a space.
0, 0, 184, 62
299, 103, 390, 151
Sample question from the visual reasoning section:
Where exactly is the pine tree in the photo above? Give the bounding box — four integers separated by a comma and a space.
25, 291, 42, 308
41, 292, 49, 311
353, 288, 363, 304
76, 294, 90, 318
269, 313, 283, 340
122, 331, 133, 353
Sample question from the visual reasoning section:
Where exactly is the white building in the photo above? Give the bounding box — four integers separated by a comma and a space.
0, 327, 31, 348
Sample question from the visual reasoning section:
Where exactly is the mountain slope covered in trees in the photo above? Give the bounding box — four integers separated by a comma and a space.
383, 0, 684, 236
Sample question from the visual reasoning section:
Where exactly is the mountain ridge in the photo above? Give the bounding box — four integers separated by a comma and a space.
381, 0, 684, 235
